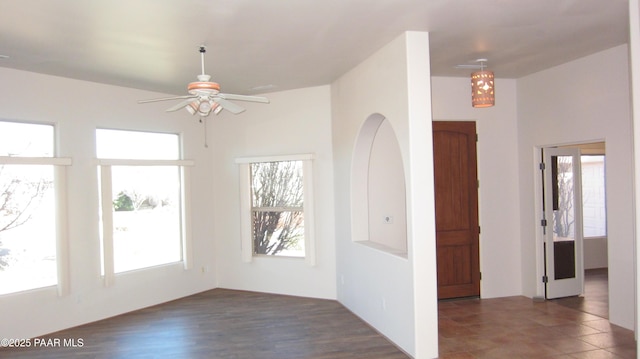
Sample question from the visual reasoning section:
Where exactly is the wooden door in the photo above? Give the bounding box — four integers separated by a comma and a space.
433, 121, 480, 299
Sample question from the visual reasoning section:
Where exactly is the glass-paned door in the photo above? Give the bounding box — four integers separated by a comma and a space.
542, 147, 584, 299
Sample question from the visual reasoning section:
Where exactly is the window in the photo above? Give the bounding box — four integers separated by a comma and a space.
251, 161, 304, 257
581, 155, 606, 238
0, 121, 70, 295
237, 155, 315, 265
97, 129, 192, 278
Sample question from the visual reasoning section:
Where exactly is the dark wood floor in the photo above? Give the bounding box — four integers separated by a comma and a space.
1, 289, 409, 359
2, 285, 635, 358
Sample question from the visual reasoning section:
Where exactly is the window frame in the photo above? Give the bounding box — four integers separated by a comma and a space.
236, 154, 315, 266
0, 121, 72, 297
96, 129, 194, 285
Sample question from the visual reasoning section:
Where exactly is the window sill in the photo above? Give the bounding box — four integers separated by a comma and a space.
356, 240, 408, 259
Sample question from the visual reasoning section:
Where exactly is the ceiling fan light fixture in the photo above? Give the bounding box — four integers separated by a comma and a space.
470, 60, 495, 108
186, 102, 198, 115
198, 100, 212, 114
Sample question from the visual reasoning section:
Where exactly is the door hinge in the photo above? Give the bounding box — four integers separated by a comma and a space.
478, 226, 481, 234
539, 162, 545, 170
542, 275, 548, 283
479, 272, 482, 280
541, 219, 547, 227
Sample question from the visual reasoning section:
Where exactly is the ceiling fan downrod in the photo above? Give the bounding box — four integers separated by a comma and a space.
199, 46, 207, 76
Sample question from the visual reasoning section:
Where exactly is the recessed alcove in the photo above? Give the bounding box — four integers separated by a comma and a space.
351, 114, 407, 257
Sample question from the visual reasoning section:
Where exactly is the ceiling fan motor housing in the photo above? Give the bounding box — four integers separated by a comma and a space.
187, 81, 220, 95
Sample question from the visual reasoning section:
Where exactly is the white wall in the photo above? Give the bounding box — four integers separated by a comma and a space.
332, 32, 438, 358
517, 45, 634, 329
430, 76, 522, 298
584, 237, 608, 269
0, 68, 217, 339
211, 85, 337, 299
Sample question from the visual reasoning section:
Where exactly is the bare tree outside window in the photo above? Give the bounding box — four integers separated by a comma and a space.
553, 156, 575, 239
251, 161, 304, 256
0, 166, 53, 269
0, 121, 57, 294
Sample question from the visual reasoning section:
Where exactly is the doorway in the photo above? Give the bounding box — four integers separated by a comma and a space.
541, 142, 608, 317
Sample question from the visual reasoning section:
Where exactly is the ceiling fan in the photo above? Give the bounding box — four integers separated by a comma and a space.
138, 46, 269, 116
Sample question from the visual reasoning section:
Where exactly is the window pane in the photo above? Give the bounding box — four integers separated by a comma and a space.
111, 166, 182, 272
552, 155, 575, 240
0, 121, 53, 157
250, 160, 305, 257
252, 211, 304, 257
251, 161, 303, 208
96, 129, 179, 160
581, 155, 607, 237
0, 164, 56, 294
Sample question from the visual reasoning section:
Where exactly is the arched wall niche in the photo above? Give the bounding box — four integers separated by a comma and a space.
351, 113, 408, 256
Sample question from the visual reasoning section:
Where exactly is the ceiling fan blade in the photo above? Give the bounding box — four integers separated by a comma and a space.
138, 95, 195, 104
165, 98, 196, 112
217, 93, 270, 103
213, 98, 246, 114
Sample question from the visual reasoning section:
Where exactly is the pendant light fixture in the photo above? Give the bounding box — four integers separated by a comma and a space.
471, 59, 495, 108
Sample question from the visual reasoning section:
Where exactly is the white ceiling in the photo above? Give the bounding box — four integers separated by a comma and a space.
0, 0, 630, 96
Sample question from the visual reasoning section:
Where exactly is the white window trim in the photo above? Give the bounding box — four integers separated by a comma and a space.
97, 159, 194, 166
0, 156, 72, 166
98, 158, 194, 286
0, 156, 73, 297
235, 154, 316, 266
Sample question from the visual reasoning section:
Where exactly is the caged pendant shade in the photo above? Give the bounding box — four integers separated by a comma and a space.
471, 63, 495, 108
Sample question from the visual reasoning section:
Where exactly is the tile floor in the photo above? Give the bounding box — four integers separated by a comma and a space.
439, 294, 635, 358
552, 268, 609, 319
